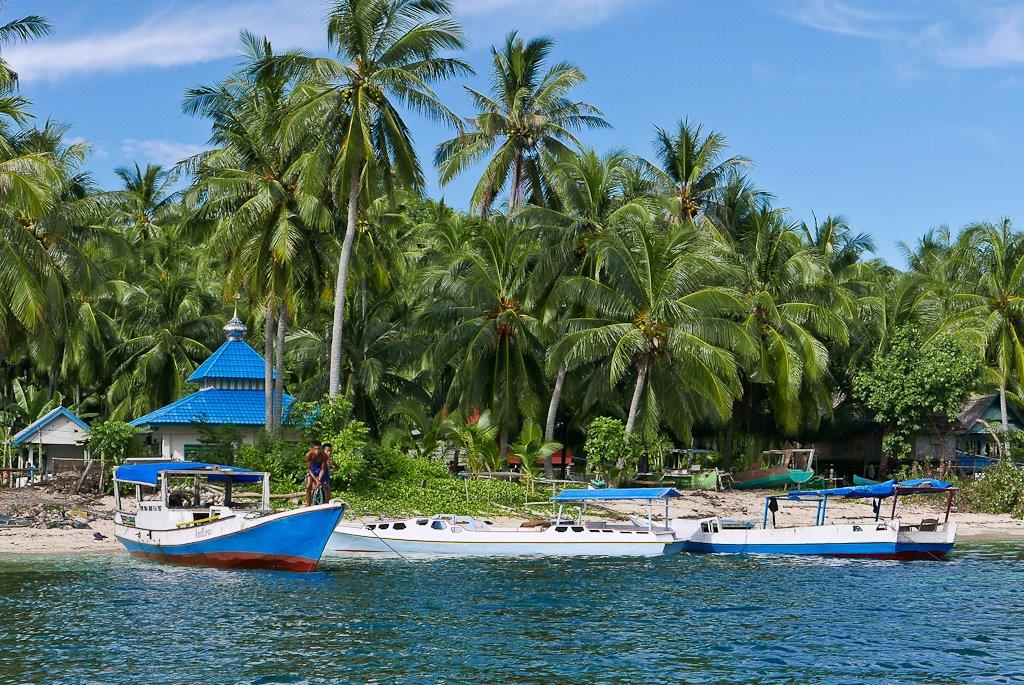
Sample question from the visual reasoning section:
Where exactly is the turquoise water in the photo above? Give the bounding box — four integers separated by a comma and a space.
2, 542, 1023, 684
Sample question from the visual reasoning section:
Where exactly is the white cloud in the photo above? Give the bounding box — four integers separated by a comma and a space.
121, 138, 207, 167
6, 0, 647, 82
5, 0, 325, 83
782, 0, 1024, 70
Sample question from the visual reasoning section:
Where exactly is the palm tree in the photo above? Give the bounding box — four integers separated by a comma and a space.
435, 32, 608, 215
0, 3, 52, 88
956, 218, 1024, 454
521, 146, 643, 473
422, 217, 546, 457
552, 214, 749, 442
185, 33, 333, 433
113, 162, 178, 243
648, 119, 749, 223
718, 201, 850, 459
289, 0, 471, 399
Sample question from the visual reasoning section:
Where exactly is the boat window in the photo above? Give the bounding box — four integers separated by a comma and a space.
555, 526, 567, 532
431, 521, 446, 530
366, 524, 376, 530
701, 522, 710, 533
571, 526, 584, 532
853, 525, 862, 532
393, 522, 406, 530
416, 519, 428, 525
451, 526, 463, 533
378, 523, 390, 530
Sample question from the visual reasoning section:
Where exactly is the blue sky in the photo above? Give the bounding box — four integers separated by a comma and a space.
8, 0, 1024, 264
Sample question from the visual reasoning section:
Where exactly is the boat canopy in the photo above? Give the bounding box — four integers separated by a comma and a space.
115, 461, 264, 487
552, 487, 682, 502
785, 478, 954, 501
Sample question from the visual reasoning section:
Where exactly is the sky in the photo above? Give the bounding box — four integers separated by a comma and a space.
7, 0, 1024, 264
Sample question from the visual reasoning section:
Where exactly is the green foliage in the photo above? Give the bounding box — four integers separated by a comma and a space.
322, 420, 370, 489
236, 436, 306, 492
956, 460, 1024, 518
291, 396, 355, 442
854, 325, 983, 460
583, 417, 639, 486
88, 420, 145, 465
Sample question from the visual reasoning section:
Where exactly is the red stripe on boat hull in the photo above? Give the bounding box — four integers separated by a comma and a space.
128, 550, 319, 572
830, 550, 950, 560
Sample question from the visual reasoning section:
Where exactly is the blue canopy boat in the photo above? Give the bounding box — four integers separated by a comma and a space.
672, 479, 958, 559
113, 461, 344, 571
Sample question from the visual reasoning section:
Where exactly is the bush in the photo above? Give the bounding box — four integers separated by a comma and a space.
956, 460, 1024, 518
583, 417, 639, 485
236, 436, 306, 492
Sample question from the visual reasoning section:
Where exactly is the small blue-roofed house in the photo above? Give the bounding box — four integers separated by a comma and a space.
129, 312, 295, 460
9, 406, 91, 480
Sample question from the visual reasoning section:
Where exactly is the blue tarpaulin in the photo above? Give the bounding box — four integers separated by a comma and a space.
115, 461, 264, 487
552, 487, 682, 502
785, 478, 954, 501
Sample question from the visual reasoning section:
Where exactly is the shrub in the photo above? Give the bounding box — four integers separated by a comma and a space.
584, 417, 639, 486
955, 460, 1024, 517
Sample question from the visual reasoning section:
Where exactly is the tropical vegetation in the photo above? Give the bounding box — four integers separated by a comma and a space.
3, 0, 1024, 499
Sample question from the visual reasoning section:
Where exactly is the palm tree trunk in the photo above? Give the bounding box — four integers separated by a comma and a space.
625, 357, 649, 435
273, 304, 288, 436
264, 303, 274, 432
544, 367, 566, 478
1000, 379, 1010, 459
328, 169, 362, 397
499, 424, 509, 461
509, 148, 524, 212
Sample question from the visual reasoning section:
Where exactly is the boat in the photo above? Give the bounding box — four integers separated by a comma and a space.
113, 460, 345, 571
724, 449, 815, 490
671, 478, 957, 559
853, 474, 879, 486
325, 487, 686, 558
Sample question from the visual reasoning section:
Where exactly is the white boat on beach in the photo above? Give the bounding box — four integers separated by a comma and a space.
671, 478, 958, 559
325, 488, 685, 558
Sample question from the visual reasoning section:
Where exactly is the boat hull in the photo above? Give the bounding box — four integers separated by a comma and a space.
726, 468, 814, 490
326, 525, 684, 558
675, 520, 956, 560
115, 503, 344, 572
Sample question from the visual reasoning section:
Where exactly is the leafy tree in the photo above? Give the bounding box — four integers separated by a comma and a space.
0, 2, 51, 88
583, 416, 638, 486
854, 325, 984, 476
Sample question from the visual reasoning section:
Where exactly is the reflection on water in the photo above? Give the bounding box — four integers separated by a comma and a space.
2, 542, 1024, 684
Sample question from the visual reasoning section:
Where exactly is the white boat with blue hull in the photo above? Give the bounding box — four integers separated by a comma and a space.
113, 461, 345, 572
672, 478, 957, 559
326, 488, 685, 558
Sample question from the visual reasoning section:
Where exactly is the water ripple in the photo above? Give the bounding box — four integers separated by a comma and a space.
2, 542, 1024, 683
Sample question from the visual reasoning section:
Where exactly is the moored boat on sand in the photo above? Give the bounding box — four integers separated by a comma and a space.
672, 478, 957, 559
724, 449, 816, 490
326, 488, 685, 558
113, 461, 344, 572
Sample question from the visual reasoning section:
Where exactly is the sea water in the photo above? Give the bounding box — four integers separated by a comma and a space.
1, 542, 1023, 684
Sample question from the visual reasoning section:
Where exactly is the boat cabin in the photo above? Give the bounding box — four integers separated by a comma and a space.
551, 487, 682, 531
113, 460, 270, 529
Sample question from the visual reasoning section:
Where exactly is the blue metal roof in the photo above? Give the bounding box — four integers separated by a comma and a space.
552, 487, 682, 502
115, 461, 264, 487
785, 478, 955, 501
129, 388, 295, 427
186, 339, 275, 382
12, 406, 91, 445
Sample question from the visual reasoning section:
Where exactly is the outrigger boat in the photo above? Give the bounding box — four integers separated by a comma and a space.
113, 461, 345, 571
326, 488, 685, 558
724, 449, 815, 490
672, 478, 957, 559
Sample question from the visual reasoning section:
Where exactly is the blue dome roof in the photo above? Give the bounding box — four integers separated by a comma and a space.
129, 388, 295, 427
187, 339, 275, 383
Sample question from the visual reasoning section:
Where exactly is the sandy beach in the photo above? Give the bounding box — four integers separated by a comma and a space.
3, 486, 1023, 555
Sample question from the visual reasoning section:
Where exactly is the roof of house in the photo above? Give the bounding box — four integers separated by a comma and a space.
186, 339, 276, 382
11, 406, 91, 445
954, 394, 1024, 434
129, 388, 295, 427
